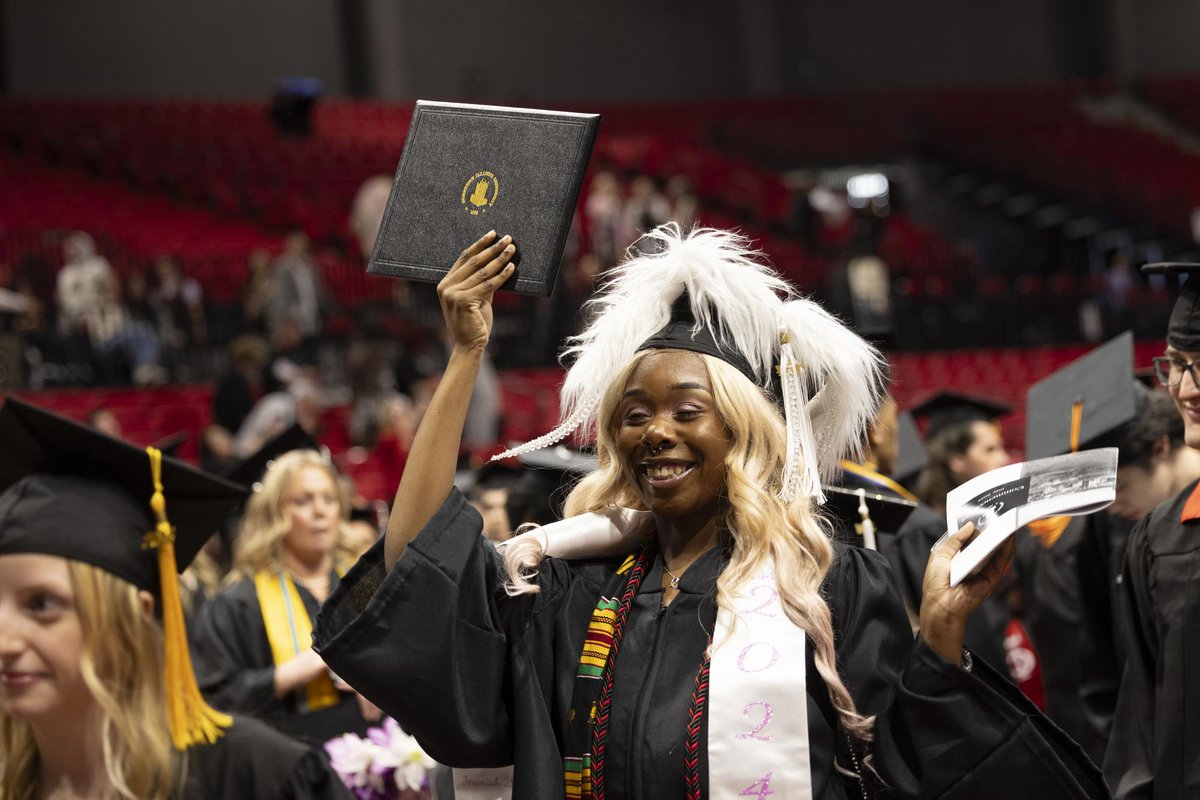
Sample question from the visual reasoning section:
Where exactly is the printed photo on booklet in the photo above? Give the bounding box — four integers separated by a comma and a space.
368, 100, 601, 296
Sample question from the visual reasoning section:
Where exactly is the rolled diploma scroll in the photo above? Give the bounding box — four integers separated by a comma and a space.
496, 506, 651, 559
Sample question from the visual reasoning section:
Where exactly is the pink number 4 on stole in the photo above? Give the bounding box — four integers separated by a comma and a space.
740, 772, 773, 798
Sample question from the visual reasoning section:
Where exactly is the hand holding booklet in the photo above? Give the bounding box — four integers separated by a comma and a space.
945, 448, 1118, 586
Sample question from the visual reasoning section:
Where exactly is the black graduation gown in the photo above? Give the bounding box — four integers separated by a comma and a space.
192, 576, 371, 748
1012, 517, 1106, 764
1074, 511, 1134, 761
1104, 480, 1200, 800
315, 489, 1107, 799
836, 465, 1008, 674
182, 715, 353, 799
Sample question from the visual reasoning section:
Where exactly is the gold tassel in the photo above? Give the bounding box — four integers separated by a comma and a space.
143, 447, 232, 751
1025, 401, 1086, 551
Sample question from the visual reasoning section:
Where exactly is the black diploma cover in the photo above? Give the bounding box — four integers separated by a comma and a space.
367, 100, 601, 296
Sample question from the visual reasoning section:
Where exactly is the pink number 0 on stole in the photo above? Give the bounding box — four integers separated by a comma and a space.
737, 642, 779, 673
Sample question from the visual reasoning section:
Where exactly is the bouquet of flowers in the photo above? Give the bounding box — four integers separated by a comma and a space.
325, 717, 437, 800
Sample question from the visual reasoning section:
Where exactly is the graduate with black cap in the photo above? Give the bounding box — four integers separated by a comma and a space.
1005, 332, 1148, 766
835, 392, 1009, 673
0, 397, 351, 799
911, 390, 1013, 515
1103, 263, 1200, 800
190, 423, 375, 749
314, 226, 1106, 799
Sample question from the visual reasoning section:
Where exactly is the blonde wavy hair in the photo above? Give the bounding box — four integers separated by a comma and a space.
0, 560, 179, 800
504, 350, 874, 743
230, 450, 357, 581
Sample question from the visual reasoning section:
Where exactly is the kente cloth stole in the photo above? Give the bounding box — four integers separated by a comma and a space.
254, 570, 340, 713
561, 551, 812, 800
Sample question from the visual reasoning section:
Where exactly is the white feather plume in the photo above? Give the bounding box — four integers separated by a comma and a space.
492, 223, 885, 491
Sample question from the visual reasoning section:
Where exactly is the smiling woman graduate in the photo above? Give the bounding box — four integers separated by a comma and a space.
314, 226, 1108, 799
0, 398, 350, 800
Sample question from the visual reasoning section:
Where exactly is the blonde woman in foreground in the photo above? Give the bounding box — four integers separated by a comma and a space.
0, 398, 349, 799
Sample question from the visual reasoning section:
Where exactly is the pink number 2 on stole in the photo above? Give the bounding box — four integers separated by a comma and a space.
736, 701, 774, 741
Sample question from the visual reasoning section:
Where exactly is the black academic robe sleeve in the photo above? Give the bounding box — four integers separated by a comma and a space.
192, 579, 279, 715
830, 546, 1109, 799
192, 578, 370, 747
1103, 514, 1158, 800
1075, 512, 1132, 760
182, 716, 353, 800
314, 491, 526, 767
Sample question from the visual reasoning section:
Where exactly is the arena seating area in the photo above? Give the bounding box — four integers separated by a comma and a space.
0, 80, 1183, 487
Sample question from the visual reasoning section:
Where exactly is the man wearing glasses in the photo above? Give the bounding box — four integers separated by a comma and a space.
1104, 263, 1200, 800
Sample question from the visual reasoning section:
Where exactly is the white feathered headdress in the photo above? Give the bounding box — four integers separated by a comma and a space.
493, 223, 885, 503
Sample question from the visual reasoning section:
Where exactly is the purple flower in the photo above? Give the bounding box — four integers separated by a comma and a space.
325, 720, 434, 799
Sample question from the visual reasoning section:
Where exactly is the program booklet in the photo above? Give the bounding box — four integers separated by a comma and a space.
946, 448, 1118, 586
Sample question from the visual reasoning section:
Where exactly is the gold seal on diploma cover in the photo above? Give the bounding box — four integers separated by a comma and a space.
462, 171, 500, 215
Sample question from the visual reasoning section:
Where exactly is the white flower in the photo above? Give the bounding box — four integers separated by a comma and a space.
368, 718, 437, 792
324, 732, 381, 789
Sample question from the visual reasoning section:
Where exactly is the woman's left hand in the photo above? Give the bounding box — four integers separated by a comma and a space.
918, 522, 1015, 665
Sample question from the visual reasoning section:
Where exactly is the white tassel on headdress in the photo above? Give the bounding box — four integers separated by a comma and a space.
491, 223, 885, 504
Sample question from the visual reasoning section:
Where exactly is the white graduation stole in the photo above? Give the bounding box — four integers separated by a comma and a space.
708, 560, 812, 799
490, 516, 813, 798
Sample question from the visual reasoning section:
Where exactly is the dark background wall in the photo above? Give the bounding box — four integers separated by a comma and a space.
2, 0, 1197, 100
1, 0, 347, 97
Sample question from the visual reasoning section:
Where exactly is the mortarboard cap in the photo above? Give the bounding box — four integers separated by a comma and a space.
223, 423, 322, 491
1142, 262, 1200, 351
893, 410, 928, 484
516, 445, 599, 476
1025, 332, 1150, 460
637, 292, 759, 386
0, 398, 247, 591
822, 485, 917, 547
908, 390, 1012, 441
507, 446, 599, 527
0, 397, 245, 750
153, 430, 189, 459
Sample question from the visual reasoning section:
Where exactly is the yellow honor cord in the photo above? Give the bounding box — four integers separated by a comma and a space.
145, 447, 232, 750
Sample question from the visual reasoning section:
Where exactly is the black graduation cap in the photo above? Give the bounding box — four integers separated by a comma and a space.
223, 423, 322, 491
822, 485, 918, 547
458, 458, 524, 495
506, 446, 599, 527
1025, 332, 1150, 460
0, 397, 247, 593
0, 397, 245, 750
1142, 262, 1200, 351
908, 390, 1012, 441
892, 410, 927, 484
637, 292, 758, 385
153, 430, 189, 459
517, 445, 599, 475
